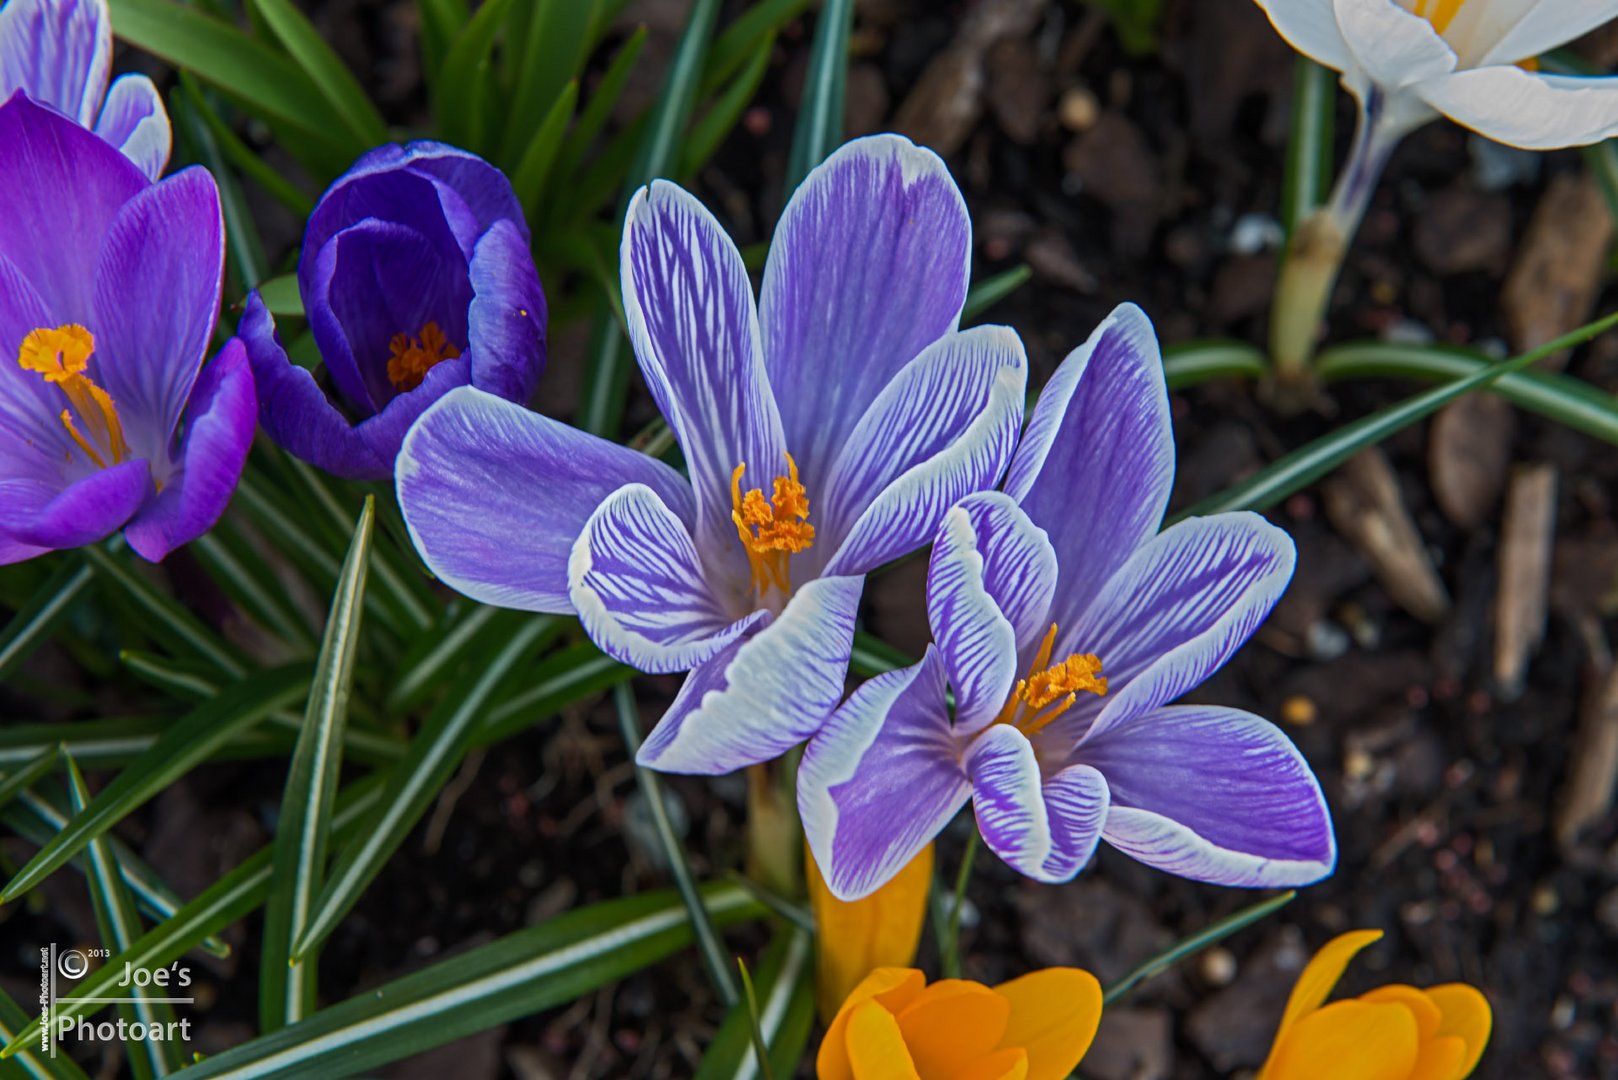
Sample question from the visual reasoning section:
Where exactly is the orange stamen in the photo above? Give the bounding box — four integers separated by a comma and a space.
17, 324, 129, 468
387, 320, 461, 391
992, 623, 1108, 737
730, 452, 815, 596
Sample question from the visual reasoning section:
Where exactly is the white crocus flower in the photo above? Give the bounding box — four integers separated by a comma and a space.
1256, 0, 1618, 381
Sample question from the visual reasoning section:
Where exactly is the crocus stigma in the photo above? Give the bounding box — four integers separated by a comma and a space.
0, 93, 253, 564
800, 304, 1336, 899
239, 140, 547, 481
399, 134, 1026, 776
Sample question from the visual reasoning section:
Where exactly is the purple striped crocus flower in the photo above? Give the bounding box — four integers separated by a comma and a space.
0, 0, 170, 179
238, 141, 547, 481
799, 304, 1336, 899
398, 135, 1027, 775
0, 94, 254, 564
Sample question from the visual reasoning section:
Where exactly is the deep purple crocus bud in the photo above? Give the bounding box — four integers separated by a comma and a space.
240, 141, 547, 481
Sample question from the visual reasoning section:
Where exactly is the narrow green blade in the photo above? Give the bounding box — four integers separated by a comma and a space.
680, 30, 776, 178
1175, 311, 1618, 521
616, 684, 737, 1008
1104, 890, 1296, 1004
783, 0, 854, 194
1315, 342, 1618, 445
82, 545, 246, 677
108, 0, 346, 155
261, 499, 375, 1032
0, 777, 385, 1060
291, 617, 552, 958
63, 752, 184, 1077
0, 664, 309, 902
577, 0, 723, 437
176, 884, 763, 1079
961, 266, 1031, 324
0, 555, 94, 684
249, 0, 389, 148
694, 928, 814, 1080
0, 983, 91, 1080
1162, 340, 1269, 390
1280, 58, 1336, 237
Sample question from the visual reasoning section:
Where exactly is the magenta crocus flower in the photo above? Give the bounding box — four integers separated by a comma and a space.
238, 141, 547, 481
398, 135, 1026, 775
0, 0, 170, 179
0, 94, 254, 564
799, 304, 1336, 900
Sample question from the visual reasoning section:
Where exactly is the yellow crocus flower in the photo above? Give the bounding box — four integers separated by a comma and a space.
1260, 929, 1492, 1080
817, 966, 1102, 1080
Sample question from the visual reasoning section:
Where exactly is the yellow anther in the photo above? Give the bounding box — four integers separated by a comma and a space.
387, 320, 461, 391
730, 452, 815, 596
993, 623, 1108, 737
18, 325, 129, 468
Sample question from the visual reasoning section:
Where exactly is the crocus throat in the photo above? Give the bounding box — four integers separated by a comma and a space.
17, 324, 130, 469
992, 623, 1108, 737
387, 320, 461, 392
1410, 0, 1465, 33
730, 453, 815, 597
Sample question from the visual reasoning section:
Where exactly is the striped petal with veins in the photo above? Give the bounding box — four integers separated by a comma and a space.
800, 304, 1336, 898
400, 134, 1027, 776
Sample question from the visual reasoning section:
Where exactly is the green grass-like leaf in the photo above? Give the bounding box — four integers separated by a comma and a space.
695, 929, 814, 1080
173, 884, 763, 1079
1104, 890, 1296, 1004
249, 0, 389, 149
961, 265, 1032, 324
1174, 311, 1618, 521
432, 0, 517, 149
550, 25, 648, 186
616, 684, 739, 1009
701, 0, 810, 97
261, 499, 374, 1032
511, 80, 581, 222
498, 0, 595, 168
0, 554, 94, 684
4, 786, 228, 957
0, 981, 92, 1080
0, 747, 58, 814
1162, 340, 1270, 389
0, 777, 387, 1061
681, 30, 776, 179
63, 752, 185, 1078
109, 0, 350, 156
1315, 342, 1618, 445
82, 545, 247, 677
291, 617, 553, 959
577, 0, 724, 437
0, 664, 310, 903
476, 639, 631, 744
783, 0, 854, 194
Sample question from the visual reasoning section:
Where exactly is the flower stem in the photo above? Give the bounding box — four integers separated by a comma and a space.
746, 759, 803, 899
1270, 90, 1407, 386
938, 827, 980, 979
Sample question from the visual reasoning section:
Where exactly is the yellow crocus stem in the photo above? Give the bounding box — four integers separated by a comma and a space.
1270, 208, 1351, 387
1270, 90, 1412, 389
746, 761, 803, 899
807, 844, 934, 1025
